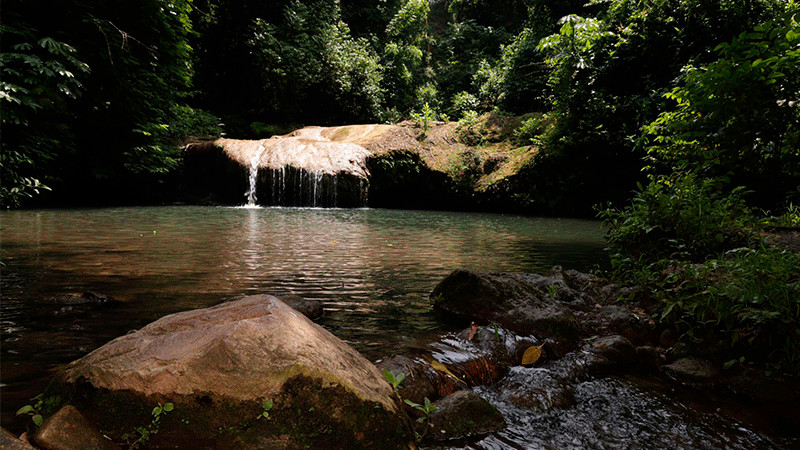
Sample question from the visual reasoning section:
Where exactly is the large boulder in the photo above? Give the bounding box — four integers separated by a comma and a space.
50, 295, 412, 448
431, 269, 581, 342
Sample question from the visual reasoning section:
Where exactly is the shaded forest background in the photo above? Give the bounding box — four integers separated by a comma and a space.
1, 0, 798, 215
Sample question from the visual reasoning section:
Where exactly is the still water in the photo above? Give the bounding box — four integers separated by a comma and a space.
1, 206, 793, 447
0, 206, 605, 425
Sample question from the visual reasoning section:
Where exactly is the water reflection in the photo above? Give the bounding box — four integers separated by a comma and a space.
0, 206, 606, 428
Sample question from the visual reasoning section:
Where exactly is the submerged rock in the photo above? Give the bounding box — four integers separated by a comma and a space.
425, 390, 505, 442
431, 269, 580, 342
32, 405, 120, 450
51, 295, 412, 448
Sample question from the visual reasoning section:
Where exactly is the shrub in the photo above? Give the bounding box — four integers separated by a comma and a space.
657, 248, 800, 373
514, 113, 548, 146
600, 173, 756, 264
449, 91, 480, 119
454, 110, 485, 146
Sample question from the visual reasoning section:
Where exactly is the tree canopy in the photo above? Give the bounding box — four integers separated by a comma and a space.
2, 0, 798, 212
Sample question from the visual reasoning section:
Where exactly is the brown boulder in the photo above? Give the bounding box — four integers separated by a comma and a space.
31, 405, 120, 450
52, 295, 411, 448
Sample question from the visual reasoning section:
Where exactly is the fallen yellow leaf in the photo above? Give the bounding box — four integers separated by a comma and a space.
521, 344, 543, 366
429, 359, 466, 385
330, 241, 338, 245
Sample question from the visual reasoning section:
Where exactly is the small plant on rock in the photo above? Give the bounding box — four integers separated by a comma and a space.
404, 397, 438, 440
455, 110, 485, 146
403, 397, 437, 422
257, 399, 273, 420
15, 394, 60, 428
123, 401, 174, 449
382, 370, 407, 393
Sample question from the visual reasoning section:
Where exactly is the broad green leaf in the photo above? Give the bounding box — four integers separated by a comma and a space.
16, 405, 35, 415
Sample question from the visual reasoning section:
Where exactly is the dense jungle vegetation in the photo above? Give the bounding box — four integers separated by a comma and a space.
2, 1, 799, 371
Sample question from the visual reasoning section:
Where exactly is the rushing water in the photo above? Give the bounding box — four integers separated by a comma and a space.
245, 145, 266, 206
0, 206, 793, 447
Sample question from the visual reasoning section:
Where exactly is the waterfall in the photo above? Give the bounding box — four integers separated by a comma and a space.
209, 126, 376, 208
244, 145, 265, 206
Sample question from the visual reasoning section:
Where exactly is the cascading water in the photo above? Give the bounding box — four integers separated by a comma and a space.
207, 126, 375, 208
244, 145, 265, 207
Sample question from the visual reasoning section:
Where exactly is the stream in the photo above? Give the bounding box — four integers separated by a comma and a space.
1, 206, 795, 447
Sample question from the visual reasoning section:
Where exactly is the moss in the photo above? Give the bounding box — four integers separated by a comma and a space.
49, 374, 412, 449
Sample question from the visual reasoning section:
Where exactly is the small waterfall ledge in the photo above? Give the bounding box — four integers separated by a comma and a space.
184, 125, 394, 207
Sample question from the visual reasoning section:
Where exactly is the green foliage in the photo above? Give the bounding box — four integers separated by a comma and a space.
643, 13, 800, 205
15, 394, 61, 429
257, 399, 274, 420
601, 173, 755, 264
449, 91, 480, 119
433, 20, 512, 110
123, 401, 174, 449
514, 113, 548, 146
383, 0, 431, 113
765, 202, 800, 227
250, 1, 384, 123
403, 397, 437, 423
0, 23, 89, 208
167, 105, 223, 144
382, 370, 407, 393
454, 110, 485, 146
633, 248, 800, 374
410, 102, 445, 135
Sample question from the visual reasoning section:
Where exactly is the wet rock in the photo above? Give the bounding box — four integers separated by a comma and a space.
599, 305, 633, 328
376, 355, 437, 405
634, 346, 664, 368
661, 357, 720, 389
659, 328, 677, 347
80, 291, 115, 305
0, 428, 35, 450
275, 294, 323, 320
457, 326, 514, 366
496, 366, 575, 410
511, 336, 541, 365
725, 370, 800, 403
52, 295, 412, 448
426, 328, 515, 396
589, 335, 637, 364
31, 405, 120, 450
426, 390, 505, 441
666, 341, 693, 361
431, 269, 580, 342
